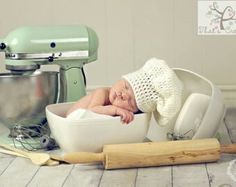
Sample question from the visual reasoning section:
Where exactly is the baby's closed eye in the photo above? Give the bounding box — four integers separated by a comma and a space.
125, 83, 129, 90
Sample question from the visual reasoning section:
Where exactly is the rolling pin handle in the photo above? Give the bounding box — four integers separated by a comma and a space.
62, 152, 105, 164
220, 144, 236, 153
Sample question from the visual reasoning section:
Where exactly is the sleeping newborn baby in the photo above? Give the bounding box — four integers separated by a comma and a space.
66, 78, 138, 123
66, 58, 183, 125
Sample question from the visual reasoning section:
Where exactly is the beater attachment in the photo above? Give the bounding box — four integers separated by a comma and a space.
10, 119, 57, 151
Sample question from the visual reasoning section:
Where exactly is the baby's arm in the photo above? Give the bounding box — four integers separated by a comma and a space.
87, 88, 134, 123
66, 88, 109, 116
89, 105, 134, 124
66, 87, 134, 123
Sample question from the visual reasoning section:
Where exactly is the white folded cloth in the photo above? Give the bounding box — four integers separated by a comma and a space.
66, 108, 113, 120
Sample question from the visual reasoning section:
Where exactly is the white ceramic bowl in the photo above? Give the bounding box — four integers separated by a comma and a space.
147, 68, 225, 142
46, 102, 151, 152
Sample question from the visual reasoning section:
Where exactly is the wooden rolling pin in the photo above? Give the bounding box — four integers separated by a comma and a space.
51, 138, 236, 170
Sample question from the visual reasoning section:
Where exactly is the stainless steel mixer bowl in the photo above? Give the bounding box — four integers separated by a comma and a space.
0, 71, 59, 129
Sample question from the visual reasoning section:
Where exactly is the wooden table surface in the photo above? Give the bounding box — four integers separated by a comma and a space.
0, 113, 236, 187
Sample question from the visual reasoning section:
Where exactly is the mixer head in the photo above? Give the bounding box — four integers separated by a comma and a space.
0, 25, 98, 73
0, 25, 99, 102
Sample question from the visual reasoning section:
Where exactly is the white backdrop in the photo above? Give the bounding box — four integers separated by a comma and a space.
0, 0, 236, 105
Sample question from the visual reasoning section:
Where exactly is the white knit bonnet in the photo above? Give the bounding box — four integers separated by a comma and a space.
123, 58, 183, 126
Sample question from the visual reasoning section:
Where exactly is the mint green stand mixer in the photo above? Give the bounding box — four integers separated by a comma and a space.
0, 25, 98, 149
1, 25, 98, 101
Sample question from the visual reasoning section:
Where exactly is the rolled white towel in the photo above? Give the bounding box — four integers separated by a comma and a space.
66, 108, 113, 120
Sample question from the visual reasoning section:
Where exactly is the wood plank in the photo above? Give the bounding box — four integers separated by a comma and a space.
153, 121, 231, 187
99, 168, 137, 187
135, 166, 172, 187
206, 113, 236, 186
63, 164, 104, 187
206, 153, 236, 186
27, 163, 74, 187
0, 157, 39, 187
0, 153, 15, 176
172, 164, 210, 187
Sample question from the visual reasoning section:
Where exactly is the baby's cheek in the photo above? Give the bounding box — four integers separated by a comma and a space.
125, 102, 132, 110
113, 100, 123, 108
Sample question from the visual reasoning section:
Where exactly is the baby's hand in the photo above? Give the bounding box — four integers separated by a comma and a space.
116, 108, 134, 124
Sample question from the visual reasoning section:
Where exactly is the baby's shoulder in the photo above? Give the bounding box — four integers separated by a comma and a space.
91, 87, 111, 105
93, 87, 110, 97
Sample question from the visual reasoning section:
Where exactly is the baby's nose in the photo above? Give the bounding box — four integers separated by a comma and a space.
117, 91, 122, 97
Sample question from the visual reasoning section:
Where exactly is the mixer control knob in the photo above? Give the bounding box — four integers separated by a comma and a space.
50, 42, 56, 48
48, 56, 54, 62
0, 43, 6, 50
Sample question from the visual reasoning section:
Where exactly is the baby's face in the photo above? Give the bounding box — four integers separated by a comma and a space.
109, 79, 138, 112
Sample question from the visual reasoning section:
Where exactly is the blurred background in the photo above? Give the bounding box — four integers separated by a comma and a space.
0, 0, 235, 106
